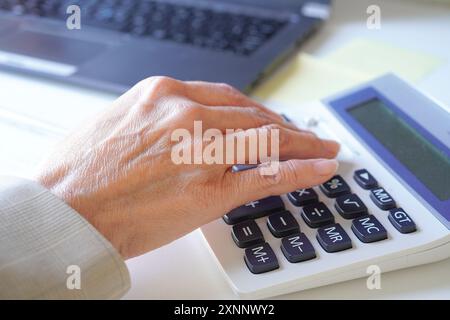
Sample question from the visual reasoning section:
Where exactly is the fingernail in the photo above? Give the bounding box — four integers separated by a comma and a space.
313, 159, 339, 176
322, 140, 340, 155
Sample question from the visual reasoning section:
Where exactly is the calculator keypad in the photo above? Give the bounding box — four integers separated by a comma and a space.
370, 187, 396, 210
223, 196, 285, 225
334, 193, 368, 219
223, 168, 417, 274
320, 175, 351, 198
281, 233, 316, 263
244, 243, 279, 274
287, 188, 318, 207
351, 215, 388, 243
267, 211, 300, 238
231, 220, 264, 248
353, 169, 378, 189
301, 202, 335, 228
316, 223, 353, 253
388, 208, 416, 234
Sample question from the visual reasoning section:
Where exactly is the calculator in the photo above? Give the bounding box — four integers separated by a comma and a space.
200, 74, 450, 299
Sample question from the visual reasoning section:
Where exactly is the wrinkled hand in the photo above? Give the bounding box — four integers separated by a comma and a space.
35, 77, 340, 259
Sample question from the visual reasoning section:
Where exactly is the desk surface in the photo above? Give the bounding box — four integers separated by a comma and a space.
1, 0, 449, 299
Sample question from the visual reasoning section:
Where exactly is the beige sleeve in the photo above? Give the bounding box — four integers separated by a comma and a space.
0, 176, 130, 299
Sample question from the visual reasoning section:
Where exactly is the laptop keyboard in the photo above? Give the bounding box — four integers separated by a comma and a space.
0, 0, 288, 56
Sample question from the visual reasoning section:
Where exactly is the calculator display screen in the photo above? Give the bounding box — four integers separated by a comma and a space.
348, 99, 450, 201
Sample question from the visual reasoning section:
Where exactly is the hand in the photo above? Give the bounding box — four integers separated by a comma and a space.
35, 77, 340, 259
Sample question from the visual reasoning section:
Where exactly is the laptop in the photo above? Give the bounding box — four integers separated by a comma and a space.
0, 0, 331, 94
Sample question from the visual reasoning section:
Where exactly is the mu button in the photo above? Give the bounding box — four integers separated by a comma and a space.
370, 187, 396, 210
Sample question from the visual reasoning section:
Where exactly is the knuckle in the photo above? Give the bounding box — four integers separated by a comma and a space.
217, 82, 238, 94
182, 104, 205, 121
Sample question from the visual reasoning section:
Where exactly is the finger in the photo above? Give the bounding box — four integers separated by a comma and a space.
222, 124, 340, 165
201, 106, 300, 132
184, 81, 297, 129
223, 159, 338, 209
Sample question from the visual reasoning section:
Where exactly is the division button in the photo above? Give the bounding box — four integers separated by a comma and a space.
301, 202, 335, 228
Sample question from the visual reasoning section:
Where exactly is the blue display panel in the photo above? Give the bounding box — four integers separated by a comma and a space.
326, 86, 450, 224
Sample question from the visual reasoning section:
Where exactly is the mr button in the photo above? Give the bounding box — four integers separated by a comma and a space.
351, 215, 387, 243
244, 243, 279, 274
388, 208, 416, 234
370, 187, 396, 210
316, 223, 352, 253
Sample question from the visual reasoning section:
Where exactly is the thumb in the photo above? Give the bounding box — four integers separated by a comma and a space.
223, 159, 338, 209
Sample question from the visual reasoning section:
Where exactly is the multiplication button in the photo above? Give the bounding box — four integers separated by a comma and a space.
287, 188, 318, 206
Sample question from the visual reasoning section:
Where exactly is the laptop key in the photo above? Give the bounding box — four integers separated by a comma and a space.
320, 175, 351, 198
223, 196, 285, 225
370, 187, 396, 210
287, 188, 318, 207
281, 233, 316, 263
244, 242, 279, 274
316, 223, 352, 253
351, 215, 388, 243
334, 193, 367, 219
388, 208, 416, 234
301, 202, 335, 228
231, 220, 264, 248
354, 169, 378, 189
267, 211, 299, 238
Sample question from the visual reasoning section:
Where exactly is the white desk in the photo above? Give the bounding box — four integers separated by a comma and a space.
0, 0, 449, 299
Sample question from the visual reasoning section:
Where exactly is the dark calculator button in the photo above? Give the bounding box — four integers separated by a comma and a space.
334, 193, 368, 219
287, 188, 318, 206
267, 211, 299, 238
354, 169, 378, 189
301, 202, 335, 228
351, 215, 388, 243
223, 196, 285, 225
281, 233, 316, 263
244, 242, 279, 274
316, 223, 352, 253
231, 220, 264, 248
320, 175, 351, 198
388, 208, 416, 234
370, 187, 396, 210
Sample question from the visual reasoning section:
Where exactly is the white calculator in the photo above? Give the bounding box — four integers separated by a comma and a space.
200, 74, 450, 299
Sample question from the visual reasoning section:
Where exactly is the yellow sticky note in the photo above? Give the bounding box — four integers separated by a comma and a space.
323, 39, 442, 83
252, 53, 368, 108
